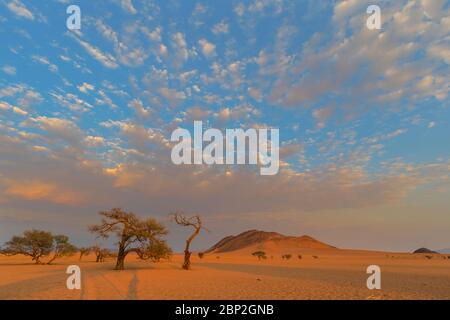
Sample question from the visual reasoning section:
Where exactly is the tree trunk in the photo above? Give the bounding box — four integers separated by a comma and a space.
182, 250, 191, 270
115, 245, 126, 270
182, 227, 200, 270
47, 254, 57, 265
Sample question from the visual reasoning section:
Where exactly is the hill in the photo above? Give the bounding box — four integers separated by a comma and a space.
204, 230, 336, 254
413, 248, 439, 254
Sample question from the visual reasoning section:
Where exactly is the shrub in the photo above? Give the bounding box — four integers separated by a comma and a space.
252, 251, 267, 260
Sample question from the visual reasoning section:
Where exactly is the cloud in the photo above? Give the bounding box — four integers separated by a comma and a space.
3, 179, 85, 205
0, 84, 43, 108
70, 34, 119, 69
264, 0, 450, 115
198, 39, 216, 57
77, 82, 95, 93
171, 32, 189, 67
158, 87, 186, 107
31, 55, 58, 73
27, 116, 83, 146
212, 21, 229, 34
2, 65, 16, 75
50, 92, 93, 113
120, 0, 137, 14
0, 101, 28, 116
6, 0, 34, 20
129, 99, 153, 118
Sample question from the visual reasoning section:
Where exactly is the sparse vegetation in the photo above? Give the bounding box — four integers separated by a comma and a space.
172, 212, 207, 270
46, 235, 77, 264
78, 247, 91, 261
198, 252, 205, 259
89, 208, 171, 270
252, 251, 267, 260
282, 254, 292, 260
1, 229, 76, 264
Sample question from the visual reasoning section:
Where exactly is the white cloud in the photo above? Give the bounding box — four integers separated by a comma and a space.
120, 0, 137, 14
6, 0, 34, 20
71, 34, 119, 69
77, 82, 95, 93
31, 55, 58, 73
2, 65, 16, 75
198, 39, 216, 58
171, 32, 189, 67
212, 21, 229, 34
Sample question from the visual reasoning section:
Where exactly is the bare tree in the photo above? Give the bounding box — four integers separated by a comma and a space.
89, 208, 171, 270
172, 212, 207, 270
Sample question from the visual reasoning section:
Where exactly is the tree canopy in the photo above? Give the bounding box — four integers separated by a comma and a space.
1, 229, 77, 264
89, 208, 171, 270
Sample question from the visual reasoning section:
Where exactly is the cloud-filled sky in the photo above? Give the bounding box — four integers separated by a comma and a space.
0, 0, 449, 252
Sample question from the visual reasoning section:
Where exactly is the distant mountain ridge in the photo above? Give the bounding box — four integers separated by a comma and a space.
205, 230, 335, 253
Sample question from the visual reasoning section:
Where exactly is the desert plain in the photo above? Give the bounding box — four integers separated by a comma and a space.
0, 247, 449, 300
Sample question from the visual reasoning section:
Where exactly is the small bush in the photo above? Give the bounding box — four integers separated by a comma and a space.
313, 255, 319, 259
282, 254, 292, 260
298, 254, 302, 260
198, 252, 205, 259
252, 251, 267, 260
425, 255, 433, 259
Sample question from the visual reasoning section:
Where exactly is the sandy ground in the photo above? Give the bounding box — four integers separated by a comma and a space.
0, 250, 449, 300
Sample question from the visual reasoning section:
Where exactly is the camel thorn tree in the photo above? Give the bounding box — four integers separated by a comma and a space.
89, 208, 171, 270
171, 212, 208, 270
1, 230, 77, 264
46, 235, 78, 265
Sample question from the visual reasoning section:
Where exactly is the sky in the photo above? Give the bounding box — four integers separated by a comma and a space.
0, 0, 449, 252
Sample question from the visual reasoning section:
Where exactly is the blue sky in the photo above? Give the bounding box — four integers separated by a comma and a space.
0, 0, 449, 251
